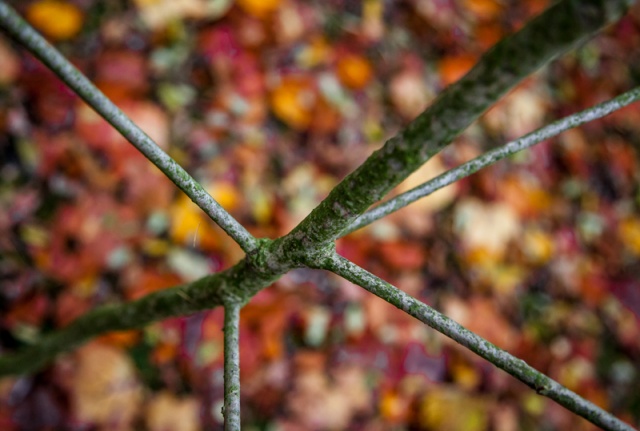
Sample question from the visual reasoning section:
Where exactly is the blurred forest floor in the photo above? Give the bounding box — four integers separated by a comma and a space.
1, 0, 640, 430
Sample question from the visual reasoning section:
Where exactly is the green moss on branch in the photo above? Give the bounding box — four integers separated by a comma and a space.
0, 245, 285, 377
282, 0, 631, 249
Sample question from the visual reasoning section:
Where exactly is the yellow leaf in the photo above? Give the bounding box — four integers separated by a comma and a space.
420, 388, 489, 431
362, 0, 384, 41
297, 36, 331, 68
169, 182, 238, 250
142, 238, 171, 257
209, 181, 239, 211
450, 359, 481, 391
250, 189, 272, 225
619, 218, 640, 255
26, 0, 83, 41
170, 195, 218, 250
521, 228, 554, 263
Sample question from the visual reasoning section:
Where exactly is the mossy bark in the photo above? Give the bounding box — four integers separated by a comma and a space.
281, 0, 632, 252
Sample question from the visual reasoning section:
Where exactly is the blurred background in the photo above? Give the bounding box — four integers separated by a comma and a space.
1, 0, 640, 429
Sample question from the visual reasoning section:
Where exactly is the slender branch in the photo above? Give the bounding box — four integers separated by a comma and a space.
223, 303, 242, 431
0, 2, 258, 254
317, 253, 637, 431
271, 0, 632, 261
343, 86, 640, 235
0, 240, 286, 377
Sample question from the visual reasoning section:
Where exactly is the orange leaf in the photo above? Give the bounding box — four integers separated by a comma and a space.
439, 54, 477, 87
379, 390, 410, 423
310, 96, 341, 133
475, 23, 503, 50
378, 241, 427, 270
237, 0, 281, 19
153, 342, 179, 365
463, 0, 504, 20
337, 54, 373, 90
269, 75, 316, 130
26, 0, 83, 41
499, 175, 552, 218
97, 330, 141, 348
125, 269, 182, 300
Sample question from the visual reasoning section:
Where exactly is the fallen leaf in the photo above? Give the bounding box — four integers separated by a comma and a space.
394, 154, 459, 213
70, 343, 143, 429
463, 0, 504, 20
389, 68, 433, 120
420, 387, 489, 431
146, 391, 200, 431
269, 75, 317, 130
439, 54, 477, 87
237, 0, 282, 19
337, 54, 373, 90
454, 198, 520, 261
0, 38, 19, 85
26, 0, 83, 41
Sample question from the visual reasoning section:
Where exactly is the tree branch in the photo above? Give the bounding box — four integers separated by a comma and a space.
0, 1, 258, 254
0, 241, 286, 377
317, 252, 637, 431
274, 0, 632, 260
223, 303, 242, 431
343, 86, 640, 235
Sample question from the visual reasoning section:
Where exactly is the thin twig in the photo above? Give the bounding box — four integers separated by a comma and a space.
223, 303, 242, 431
343, 86, 640, 235
319, 253, 637, 431
0, 2, 257, 253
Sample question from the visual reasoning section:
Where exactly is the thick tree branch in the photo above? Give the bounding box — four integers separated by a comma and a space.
317, 253, 637, 431
223, 303, 242, 431
343, 86, 640, 235
0, 240, 287, 376
274, 0, 632, 260
0, 2, 258, 254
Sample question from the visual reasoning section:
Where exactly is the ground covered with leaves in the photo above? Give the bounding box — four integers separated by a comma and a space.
1, 0, 640, 430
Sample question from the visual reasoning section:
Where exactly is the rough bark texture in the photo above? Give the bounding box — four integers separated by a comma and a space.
345, 86, 640, 234
317, 253, 637, 431
0, 241, 285, 376
280, 0, 633, 253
